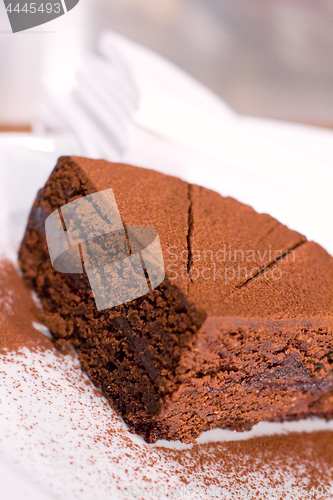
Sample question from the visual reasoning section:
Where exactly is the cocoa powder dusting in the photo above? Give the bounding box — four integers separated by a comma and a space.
0, 259, 53, 353
1, 259, 333, 499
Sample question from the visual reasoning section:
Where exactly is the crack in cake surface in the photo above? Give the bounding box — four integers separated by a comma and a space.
186, 183, 194, 284
236, 239, 307, 289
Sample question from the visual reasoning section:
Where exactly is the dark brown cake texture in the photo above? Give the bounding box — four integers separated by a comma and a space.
19, 156, 333, 443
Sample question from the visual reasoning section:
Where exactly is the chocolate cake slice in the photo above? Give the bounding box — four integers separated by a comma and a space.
19, 156, 333, 442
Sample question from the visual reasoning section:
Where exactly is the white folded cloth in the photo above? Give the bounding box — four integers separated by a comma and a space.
34, 31, 333, 255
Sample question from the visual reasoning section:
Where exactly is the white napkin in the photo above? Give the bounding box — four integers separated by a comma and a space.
35, 31, 333, 255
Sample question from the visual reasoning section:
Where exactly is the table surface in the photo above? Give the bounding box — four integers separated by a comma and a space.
0, 124, 31, 133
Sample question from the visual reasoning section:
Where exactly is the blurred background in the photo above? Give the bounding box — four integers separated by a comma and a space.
0, 0, 332, 127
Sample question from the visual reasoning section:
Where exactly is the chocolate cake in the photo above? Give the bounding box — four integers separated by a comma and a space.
19, 156, 333, 443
